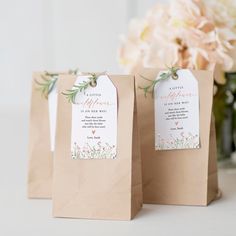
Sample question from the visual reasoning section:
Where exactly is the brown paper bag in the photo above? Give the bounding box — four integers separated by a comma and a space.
52, 74, 142, 220
135, 68, 219, 206
28, 71, 74, 198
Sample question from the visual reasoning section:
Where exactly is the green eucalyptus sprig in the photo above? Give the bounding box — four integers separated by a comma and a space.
63, 71, 106, 104
35, 74, 58, 99
35, 68, 79, 99
139, 66, 179, 97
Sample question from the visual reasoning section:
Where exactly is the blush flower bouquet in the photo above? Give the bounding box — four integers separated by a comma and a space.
118, 0, 236, 84
118, 0, 236, 161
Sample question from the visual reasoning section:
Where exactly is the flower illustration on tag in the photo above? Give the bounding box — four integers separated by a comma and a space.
156, 132, 199, 150
71, 142, 116, 159
92, 130, 96, 135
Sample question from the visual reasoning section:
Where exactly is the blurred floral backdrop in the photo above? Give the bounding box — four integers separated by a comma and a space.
118, 0, 236, 161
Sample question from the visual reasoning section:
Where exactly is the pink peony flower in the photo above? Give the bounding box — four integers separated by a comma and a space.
118, 0, 236, 79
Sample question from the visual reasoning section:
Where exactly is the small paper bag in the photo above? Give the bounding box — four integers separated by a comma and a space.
135, 68, 219, 206
52, 74, 142, 220
28, 71, 73, 198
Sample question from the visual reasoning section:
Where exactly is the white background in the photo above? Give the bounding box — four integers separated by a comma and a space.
0, 0, 161, 110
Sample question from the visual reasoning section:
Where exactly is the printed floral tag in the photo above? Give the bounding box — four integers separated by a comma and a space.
154, 69, 199, 150
48, 86, 58, 152
71, 75, 117, 159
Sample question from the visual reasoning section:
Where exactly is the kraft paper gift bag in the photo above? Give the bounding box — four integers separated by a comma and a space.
52, 73, 142, 220
135, 67, 219, 206
28, 70, 77, 199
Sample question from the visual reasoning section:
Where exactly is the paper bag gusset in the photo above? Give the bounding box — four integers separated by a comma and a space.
52, 73, 142, 220
135, 67, 219, 206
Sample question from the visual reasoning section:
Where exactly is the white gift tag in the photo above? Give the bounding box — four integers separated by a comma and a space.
48, 85, 58, 152
154, 69, 199, 150
71, 75, 117, 159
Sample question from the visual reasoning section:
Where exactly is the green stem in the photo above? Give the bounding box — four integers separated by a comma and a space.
63, 71, 106, 104
35, 68, 79, 99
139, 66, 179, 97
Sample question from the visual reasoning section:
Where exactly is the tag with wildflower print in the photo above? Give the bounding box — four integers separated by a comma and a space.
71, 75, 117, 159
154, 69, 200, 150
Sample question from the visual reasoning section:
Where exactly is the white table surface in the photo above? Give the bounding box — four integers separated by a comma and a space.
1, 109, 236, 236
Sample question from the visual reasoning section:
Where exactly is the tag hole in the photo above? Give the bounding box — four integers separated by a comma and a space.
172, 73, 178, 80
89, 80, 97, 87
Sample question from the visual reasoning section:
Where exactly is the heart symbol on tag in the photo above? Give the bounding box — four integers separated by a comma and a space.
175, 122, 179, 126
92, 130, 96, 135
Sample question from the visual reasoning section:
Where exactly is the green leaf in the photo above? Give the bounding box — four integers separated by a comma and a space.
139, 67, 179, 97
62, 72, 106, 104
